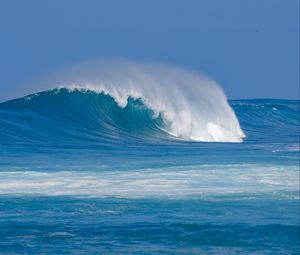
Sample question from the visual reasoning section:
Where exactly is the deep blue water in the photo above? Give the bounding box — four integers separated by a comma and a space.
0, 89, 299, 254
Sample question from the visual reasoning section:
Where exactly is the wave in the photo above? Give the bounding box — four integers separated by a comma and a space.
1, 90, 298, 148
0, 88, 171, 145
0, 61, 245, 143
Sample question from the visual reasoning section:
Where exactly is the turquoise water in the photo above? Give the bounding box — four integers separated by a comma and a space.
0, 89, 299, 254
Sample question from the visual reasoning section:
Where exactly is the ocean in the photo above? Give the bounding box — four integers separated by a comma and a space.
0, 64, 299, 254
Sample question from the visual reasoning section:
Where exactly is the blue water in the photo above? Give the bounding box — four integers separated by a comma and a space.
0, 89, 299, 254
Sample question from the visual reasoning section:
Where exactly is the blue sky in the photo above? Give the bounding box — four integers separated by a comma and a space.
0, 0, 299, 99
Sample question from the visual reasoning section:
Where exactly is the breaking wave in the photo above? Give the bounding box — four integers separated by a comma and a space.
0, 61, 245, 143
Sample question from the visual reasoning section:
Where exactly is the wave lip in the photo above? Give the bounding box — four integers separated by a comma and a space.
1, 61, 245, 143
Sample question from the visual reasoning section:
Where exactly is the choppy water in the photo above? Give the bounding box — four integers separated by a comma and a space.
0, 88, 299, 254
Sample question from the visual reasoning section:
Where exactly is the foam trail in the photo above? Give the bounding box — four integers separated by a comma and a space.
15, 60, 245, 142
0, 165, 298, 198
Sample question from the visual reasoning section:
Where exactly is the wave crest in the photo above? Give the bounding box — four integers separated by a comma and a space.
3, 61, 245, 142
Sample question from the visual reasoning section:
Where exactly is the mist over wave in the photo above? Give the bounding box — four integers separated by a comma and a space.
5, 60, 245, 142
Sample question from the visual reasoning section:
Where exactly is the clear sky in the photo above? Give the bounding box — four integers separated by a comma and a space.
0, 0, 299, 100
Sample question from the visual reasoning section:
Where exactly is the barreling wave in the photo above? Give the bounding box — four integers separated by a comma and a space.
0, 61, 246, 143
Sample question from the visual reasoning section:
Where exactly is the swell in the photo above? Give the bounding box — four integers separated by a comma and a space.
232, 99, 300, 143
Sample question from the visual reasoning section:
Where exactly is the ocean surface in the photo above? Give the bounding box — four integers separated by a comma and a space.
0, 87, 299, 254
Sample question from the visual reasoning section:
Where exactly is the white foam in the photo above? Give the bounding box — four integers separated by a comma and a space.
18, 60, 245, 142
0, 165, 298, 198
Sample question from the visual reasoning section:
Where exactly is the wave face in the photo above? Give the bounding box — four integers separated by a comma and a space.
0, 88, 170, 146
7, 61, 245, 142
0, 89, 298, 148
